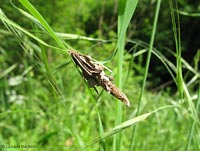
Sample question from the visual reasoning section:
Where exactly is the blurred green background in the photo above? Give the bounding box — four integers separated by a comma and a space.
0, 0, 199, 151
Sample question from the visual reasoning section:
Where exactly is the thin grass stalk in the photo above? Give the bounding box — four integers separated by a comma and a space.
1, 7, 60, 97
114, 0, 138, 150
170, 0, 198, 123
170, 1, 199, 150
86, 88, 105, 150
129, 0, 161, 150
19, 0, 67, 50
113, 0, 126, 150
97, 111, 105, 151
0, 11, 59, 52
170, 0, 184, 98
186, 84, 200, 151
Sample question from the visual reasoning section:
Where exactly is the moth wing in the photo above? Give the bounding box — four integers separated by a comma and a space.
70, 52, 93, 76
79, 55, 103, 73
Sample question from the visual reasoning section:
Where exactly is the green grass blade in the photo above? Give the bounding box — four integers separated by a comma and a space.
170, 0, 198, 123
114, 0, 126, 150
0, 8, 63, 97
0, 9, 59, 51
117, 0, 138, 50
83, 105, 176, 150
186, 84, 200, 151
170, 1, 199, 150
114, 0, 138, 150
18, 0, 70, 50
0, 64, 17, 79
170, 0, 184, 99
177, 10, 200, 17
129, 0, 161, 150
87, 112, 152, 151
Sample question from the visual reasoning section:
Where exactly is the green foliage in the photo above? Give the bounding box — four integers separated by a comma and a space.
0, 0, 199, 151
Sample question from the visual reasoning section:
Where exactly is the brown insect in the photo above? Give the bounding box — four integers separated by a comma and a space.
69, 50, 130, 106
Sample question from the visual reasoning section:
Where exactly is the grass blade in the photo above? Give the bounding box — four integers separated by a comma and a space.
18, 0, 69, 50
129, 0, 161, 150
114, 0, 138, 150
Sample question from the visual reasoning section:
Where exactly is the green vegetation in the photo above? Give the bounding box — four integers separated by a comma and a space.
0, 0, 199, 151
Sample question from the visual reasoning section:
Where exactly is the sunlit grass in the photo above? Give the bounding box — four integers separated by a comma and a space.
0, 0, 199, 151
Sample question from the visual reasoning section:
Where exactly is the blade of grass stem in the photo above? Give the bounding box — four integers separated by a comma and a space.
114, 0, 125, 149
85, 112, 152, 151
18, 0, 71, 50
170, 0, 198, 123
84, 82, 105, 151
0, 9, 61, 52
170, 0, 184, 98
83, 105, 176, 150
114, 0, 138, 150
129, 0, 161, 150
186, 83, 200, 151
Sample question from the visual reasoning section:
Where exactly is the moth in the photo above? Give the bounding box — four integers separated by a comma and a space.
69, 50, 130, 106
